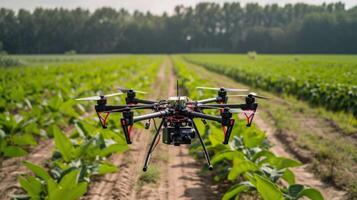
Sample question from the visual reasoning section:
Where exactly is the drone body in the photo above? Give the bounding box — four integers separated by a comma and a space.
76, 85, 268, 171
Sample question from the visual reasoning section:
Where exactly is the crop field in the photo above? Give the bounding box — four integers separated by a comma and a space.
184, 54, 357, 117
0, 54, 356, 200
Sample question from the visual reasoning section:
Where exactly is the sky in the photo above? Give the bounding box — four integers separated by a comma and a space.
0, 0, 356, 14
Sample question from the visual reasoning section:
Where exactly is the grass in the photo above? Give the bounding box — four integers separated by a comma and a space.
138, 167, 160, 184
136, 166, 161, 193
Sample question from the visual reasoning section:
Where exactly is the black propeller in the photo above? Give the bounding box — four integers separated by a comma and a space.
118, 87, 147, 94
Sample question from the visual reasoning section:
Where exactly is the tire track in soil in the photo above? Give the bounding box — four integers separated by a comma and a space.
185, 61, 345, 200
135, 57, 217, 200
132, 58, 172, 200
0, 113, 91, 200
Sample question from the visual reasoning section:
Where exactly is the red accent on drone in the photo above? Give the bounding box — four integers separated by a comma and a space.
243, 110, 255, 124
128, 125, 133, 138
222, 126, 228, 137
98, 112, 110, 127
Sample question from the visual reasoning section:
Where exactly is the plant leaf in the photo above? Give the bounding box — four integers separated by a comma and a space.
23, 161, 51, 181
211, 151, 244, 165
252, 150, 275, 162
222, 184, 249, 200
269, 156, 302, 169
228, 158, 258, 181
53, 126, 73, 162
59, 169, 79, 189
298, 188, 324, 200
99, 144, 128, 157
242, 129, 265, 148
12, 133, 37, 146
3, 146, 28, 157
66, 182, 88, 200
98, 163, 118, 175
18, 175, 42, 199
288, 184, 304, 197
282, 169, 295, 185
255, 174, 284, 200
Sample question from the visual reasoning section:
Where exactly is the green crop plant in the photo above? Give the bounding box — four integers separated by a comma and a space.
183, 54, 357, 117
12, 55, 163, 199
0, 55, 162, 160
172, 56, 323, 200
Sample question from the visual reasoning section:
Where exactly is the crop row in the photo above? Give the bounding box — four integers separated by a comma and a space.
183, 54, 357, 116
0, 55, 163, 199
0, 56, 161, 159
172, 56, 323, 200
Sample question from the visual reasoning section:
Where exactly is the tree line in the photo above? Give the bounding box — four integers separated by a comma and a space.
0, 2, 357, 54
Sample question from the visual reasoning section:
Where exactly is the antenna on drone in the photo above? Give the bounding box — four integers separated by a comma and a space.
177, 80, 179, 97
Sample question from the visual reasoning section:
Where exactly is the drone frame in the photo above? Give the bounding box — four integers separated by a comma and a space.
92, 90, 259, 171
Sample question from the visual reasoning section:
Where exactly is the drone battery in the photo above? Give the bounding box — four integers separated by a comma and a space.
163, 127, 195, 145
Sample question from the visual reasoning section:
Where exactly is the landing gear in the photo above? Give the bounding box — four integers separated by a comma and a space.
142, 119, 164, 171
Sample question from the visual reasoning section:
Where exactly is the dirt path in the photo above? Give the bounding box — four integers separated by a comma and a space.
140, 58, 217, 200
186, 61, 345, 200
85, 57, 217, 200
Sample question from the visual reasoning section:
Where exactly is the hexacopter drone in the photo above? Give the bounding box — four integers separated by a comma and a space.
76, 84, 268, 171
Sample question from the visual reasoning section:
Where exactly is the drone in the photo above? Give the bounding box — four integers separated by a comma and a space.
76, 84, 268, 171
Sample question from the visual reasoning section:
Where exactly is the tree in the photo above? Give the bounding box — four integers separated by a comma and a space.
0, 2, 355, 54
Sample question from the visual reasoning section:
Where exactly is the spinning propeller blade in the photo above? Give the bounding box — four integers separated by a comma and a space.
118, 87, 147, 94
228, 92, 269, 99
196, 86, 248, 92
229, 109, 258, 114
75, 92, 123, 101
196, 105, 258, 114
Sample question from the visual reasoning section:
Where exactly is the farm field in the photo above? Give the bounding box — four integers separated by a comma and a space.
179, 54, 357, 198
0, 54, 356, 200
0, 55, 164, 199
184, 54, 357, 119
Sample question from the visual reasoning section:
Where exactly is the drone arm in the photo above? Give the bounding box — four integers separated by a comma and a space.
95, 105, 128, 112
187, 110, 222, 123
132, 98, 157, 105
95, 104, 158, 113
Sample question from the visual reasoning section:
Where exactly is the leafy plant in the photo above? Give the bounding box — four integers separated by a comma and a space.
172, 56, 324, 200
12, 55, 163, 199
184, 54, 357, 116
18, 161, 88, 200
